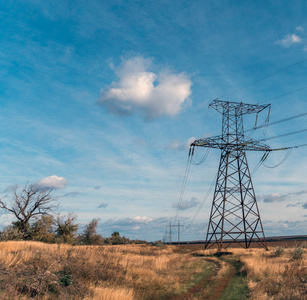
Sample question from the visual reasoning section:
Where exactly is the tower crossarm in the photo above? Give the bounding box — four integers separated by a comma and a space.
191, 135, 272, 152
210, 99, 270, 115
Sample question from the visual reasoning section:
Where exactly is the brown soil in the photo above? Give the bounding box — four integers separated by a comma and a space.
172, 258, 235, 300
207, 262, 235, 300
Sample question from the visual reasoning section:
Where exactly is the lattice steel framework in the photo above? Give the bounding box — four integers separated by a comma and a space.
191, 99, 271, 250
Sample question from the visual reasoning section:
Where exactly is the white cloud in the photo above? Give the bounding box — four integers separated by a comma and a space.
132, 216, 153, 223
38, 175, 67, 189
275, 34, 302, 47
98, 56, 192, 119
296, 26, 304, 32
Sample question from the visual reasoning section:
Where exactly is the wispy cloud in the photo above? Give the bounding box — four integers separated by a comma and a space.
173, 197, 200, 210
275, 34, 302, 47
286, 201, 307, 209
166, 140, 181, 150
63, 192, 80, 197
97, 203, 108, 209
98, 56, 192, 119
166, 137, 196, 150
259, 190, 307, 203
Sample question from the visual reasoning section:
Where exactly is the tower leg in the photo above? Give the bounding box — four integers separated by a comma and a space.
205, 149, 268, 250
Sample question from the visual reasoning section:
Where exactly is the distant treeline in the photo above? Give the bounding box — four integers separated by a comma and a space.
0, 183, 148, 245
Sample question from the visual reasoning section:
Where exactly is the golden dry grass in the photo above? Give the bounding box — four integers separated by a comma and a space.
0, 241, 210, 299
189, 245, 306, 299
238, 247, 306, 299
0, 241, 305, 299
216, 247, 306, 300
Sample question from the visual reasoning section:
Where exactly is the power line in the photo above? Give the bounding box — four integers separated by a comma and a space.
218, 59, 306, 99
182, 175, 216, 233
261, 128, 307, 142
263, 149, 292, 169
246, 111, 307, 133
260, 85, 307, 104
175, 153, 193, 220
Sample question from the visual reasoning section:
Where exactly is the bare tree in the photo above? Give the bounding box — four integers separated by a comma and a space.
0, 183, 58, 237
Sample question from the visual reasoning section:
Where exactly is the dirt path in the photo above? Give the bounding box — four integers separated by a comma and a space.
207, 260, 236, 300
172, 257, 236, 300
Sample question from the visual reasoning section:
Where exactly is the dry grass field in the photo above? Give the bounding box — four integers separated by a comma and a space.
0, 241, 305, 299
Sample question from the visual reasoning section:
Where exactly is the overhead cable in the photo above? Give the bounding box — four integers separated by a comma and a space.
246, 111, 307, 133
175, 152, 193, 220
218, 59, 306, 99
182, 175, 216, 233
263, 149, 292, 169
260, 85, 307, 104
261, 128, 307, 142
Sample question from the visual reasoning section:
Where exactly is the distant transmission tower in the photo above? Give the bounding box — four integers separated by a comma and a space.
191, 99, 271, 250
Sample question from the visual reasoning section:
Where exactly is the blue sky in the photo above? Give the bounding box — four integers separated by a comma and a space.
0, 1, 306, 241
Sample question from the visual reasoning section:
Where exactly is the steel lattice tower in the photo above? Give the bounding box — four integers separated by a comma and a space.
191, 99, 271, 250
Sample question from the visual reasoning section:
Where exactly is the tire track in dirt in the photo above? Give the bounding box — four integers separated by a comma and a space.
172, 257, 235, 300
207, 260, 235, 300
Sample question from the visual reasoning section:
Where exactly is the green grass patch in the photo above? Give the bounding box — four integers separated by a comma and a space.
176, 259, 216, 295
218, 258, 249, 300
190, 261, 215, 285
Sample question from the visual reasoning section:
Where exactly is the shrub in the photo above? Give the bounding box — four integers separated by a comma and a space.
300, 241, 307, 249
30, 215, 56, 243
55, 213, 79, 244
152, 240, 164, 247
274, 246, 284, 257
290, 247, 304, 260
0, 226, 24, 241
58, 269, 73, 286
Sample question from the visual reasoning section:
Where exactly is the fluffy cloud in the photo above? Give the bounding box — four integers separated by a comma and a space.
38, 175, 67, 189
173, 197, 200, 210
262, 219, 307, 236
98, 56, 192, 119
275, 27, 306, 48
275, 34, 302, 47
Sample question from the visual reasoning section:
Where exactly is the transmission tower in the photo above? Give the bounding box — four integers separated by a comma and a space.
191, 99, 272, 250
